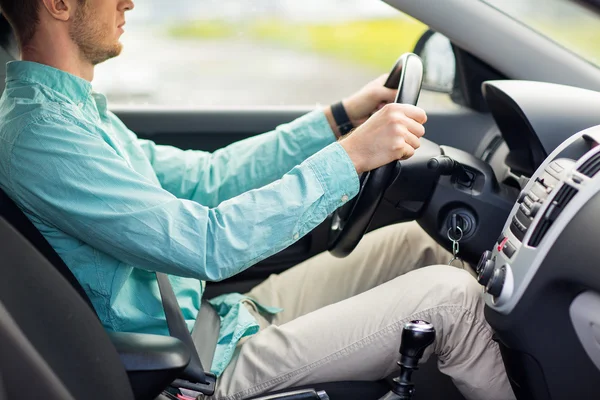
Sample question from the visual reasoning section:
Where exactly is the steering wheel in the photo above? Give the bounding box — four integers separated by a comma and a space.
328, 53, 424, 258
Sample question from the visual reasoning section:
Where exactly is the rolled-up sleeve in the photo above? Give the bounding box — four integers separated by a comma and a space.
9, 116, 359, 281
134, 110, 336, 207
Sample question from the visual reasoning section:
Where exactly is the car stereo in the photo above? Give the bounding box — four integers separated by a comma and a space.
479, 126, 600, 399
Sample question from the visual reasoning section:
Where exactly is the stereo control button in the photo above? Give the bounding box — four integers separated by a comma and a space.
502, 241, 517, 258
487, 266, 507, 298
530, 202, 542, 218
476, 250, 493, 274
478, 259, 496, 287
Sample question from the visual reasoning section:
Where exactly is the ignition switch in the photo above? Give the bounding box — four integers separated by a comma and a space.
447, 210, 476, 239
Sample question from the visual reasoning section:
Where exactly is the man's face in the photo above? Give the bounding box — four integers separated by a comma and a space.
69, 0, 134, 66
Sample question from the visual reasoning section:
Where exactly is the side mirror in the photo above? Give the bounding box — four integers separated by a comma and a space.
413, 29, 456, 93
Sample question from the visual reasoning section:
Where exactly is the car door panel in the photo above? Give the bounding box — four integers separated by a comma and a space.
115, 105, 495, 153
116, 108, 312, 152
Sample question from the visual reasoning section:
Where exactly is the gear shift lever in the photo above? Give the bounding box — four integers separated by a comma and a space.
379, 320, 436, 400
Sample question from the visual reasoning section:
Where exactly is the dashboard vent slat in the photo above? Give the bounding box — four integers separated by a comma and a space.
528, 184, 578, 247
578, 152, 600, 177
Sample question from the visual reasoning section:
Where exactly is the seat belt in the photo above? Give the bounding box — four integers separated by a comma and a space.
156, 272, 216, 396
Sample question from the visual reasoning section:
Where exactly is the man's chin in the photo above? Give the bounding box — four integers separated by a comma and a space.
91, 44, 124, 66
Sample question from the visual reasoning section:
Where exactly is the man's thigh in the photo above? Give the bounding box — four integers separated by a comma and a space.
214, 266, 512, 400
246, 221, 453, 324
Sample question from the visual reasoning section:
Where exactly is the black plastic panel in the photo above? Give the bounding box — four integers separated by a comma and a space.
486, 191, 600, 400
418, 145, 518, 264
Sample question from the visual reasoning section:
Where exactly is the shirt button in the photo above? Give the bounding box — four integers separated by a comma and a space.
292, 233, 299, 240
77, 102, 84, 108
341, 194, 349, 202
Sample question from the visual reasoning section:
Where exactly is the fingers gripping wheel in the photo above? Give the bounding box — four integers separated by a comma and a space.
328, 54, 424, 258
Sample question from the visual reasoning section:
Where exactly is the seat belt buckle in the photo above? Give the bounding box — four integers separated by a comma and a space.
172, 372, 217, 396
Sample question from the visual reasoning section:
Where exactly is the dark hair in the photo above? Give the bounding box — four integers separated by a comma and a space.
0, 0, 40, 48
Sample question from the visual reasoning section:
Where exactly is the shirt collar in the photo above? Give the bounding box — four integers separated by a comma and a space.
6, 60, 93, 105
92, 92, 109, 116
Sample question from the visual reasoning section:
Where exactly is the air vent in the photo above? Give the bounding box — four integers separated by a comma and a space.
528, 184, 578, 247
578, 152, 600, 177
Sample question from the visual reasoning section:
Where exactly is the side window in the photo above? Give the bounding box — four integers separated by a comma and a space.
93, 1, 453, 108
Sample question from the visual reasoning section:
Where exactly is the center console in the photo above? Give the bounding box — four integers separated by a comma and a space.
478, 125, 600, 399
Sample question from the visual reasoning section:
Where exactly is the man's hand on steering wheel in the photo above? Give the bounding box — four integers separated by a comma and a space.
324, 74, 400, 138
339, 103, 427, 174
342, 74, 401, 128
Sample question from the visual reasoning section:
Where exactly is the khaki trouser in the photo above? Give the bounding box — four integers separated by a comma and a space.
210, 222, 515, 400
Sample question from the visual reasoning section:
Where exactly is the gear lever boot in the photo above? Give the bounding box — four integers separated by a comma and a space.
379, 320, 436, 400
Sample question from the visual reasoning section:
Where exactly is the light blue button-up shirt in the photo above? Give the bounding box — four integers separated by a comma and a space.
0, 61, 360, 375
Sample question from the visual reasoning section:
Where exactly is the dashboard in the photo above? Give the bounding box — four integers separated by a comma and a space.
479, 131, 599, 312
393, 80, 600, 267
429, 79, 600, 262
483, 80, 600, 178
480, 125, 600, 400
474, 81, 600, 399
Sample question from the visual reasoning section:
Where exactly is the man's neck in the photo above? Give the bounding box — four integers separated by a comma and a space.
21, 30, 94, 82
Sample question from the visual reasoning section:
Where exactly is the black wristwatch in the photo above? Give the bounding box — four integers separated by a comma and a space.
331, 101, 354, 136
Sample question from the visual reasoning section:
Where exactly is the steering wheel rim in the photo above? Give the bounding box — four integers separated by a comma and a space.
328, 53, 424, 258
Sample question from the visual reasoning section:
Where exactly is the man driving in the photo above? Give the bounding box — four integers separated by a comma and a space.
0, 0, 514, 399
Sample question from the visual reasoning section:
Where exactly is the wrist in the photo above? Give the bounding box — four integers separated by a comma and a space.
339, 137, 366, 175
328, 101, 354, 138
324, 106, 342, 139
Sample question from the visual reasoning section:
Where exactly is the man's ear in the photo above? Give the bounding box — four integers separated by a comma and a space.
40, 0, 77, 22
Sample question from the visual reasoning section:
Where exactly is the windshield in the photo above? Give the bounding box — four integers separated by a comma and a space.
482, 0, 600, 67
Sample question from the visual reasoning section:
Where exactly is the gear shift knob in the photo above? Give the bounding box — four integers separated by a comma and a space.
378, 321, 437, 400
399, 320, 436, 369
378, 321, 436, 400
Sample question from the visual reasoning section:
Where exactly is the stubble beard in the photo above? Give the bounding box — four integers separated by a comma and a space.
69, 4, 123, 66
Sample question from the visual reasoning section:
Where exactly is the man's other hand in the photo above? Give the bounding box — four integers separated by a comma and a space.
340, 103, 427, 174
344, 74, 398, 127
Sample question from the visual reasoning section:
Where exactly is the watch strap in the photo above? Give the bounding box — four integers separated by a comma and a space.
331, 101, 354, 135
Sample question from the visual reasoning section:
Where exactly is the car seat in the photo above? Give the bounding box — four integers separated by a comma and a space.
0, 188, 399, 399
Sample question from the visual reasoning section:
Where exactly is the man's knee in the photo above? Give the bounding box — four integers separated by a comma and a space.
404, 265, 484, 312
442, 266, 484, 309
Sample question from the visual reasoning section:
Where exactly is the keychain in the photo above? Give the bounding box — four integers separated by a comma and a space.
447, 226, 465, 268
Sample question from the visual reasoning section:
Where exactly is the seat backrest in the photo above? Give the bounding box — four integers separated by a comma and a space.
0, 189, 96, 311
0, 217, 135, 400
0, 300, 75, 400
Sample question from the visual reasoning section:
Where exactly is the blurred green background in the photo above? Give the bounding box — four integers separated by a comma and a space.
168, 17, 428, 71
94, 1, 600, 106
168, 15, 600, 70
